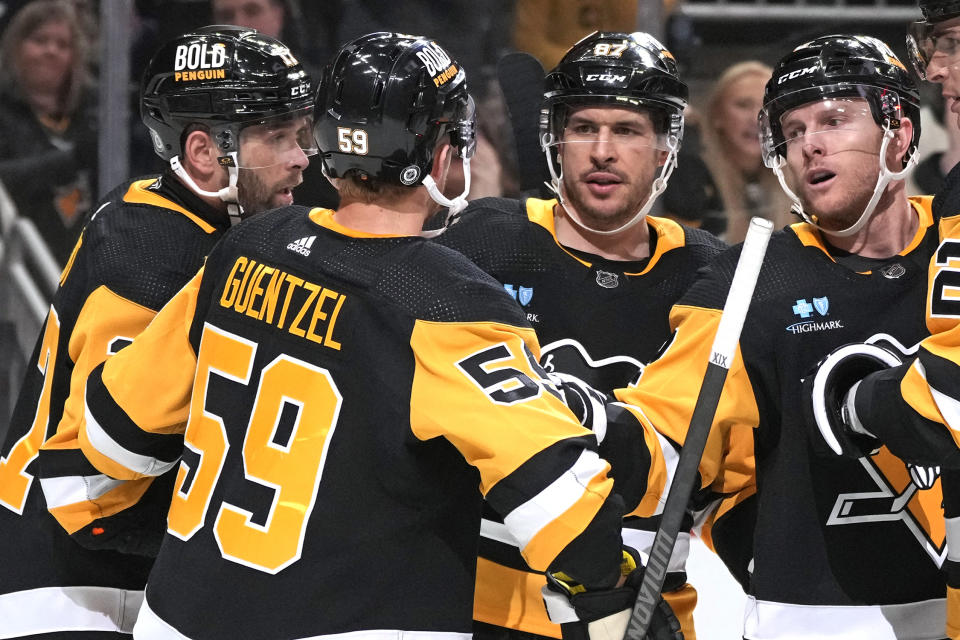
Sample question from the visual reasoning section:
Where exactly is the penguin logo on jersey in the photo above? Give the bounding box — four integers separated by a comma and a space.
825, 334, 946, 566
540, 338, 644, 391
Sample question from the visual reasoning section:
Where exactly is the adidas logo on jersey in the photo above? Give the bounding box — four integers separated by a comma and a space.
287, 235, 316, 256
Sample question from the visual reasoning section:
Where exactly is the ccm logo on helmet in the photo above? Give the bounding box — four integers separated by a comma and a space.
777, 65, 818, 85
174, 42, 226, 81
416, 42, 458, 87
586, 73, 627, 83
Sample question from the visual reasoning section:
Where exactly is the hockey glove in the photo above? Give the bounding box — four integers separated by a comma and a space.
548, 371, 610, 441
542, 548, 683, 640
803, 342, 902, 458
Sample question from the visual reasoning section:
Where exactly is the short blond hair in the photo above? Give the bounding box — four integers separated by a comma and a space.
334, 170, 413, 204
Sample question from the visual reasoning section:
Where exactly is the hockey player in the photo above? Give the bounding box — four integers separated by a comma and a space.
801, 3, 960, 639
0, 26, 315, 638
614, 34, 953, 639
434, 31, 724, 640
53, 32, 681, 640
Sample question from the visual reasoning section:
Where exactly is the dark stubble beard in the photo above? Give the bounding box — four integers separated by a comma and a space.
801, 165, 878, 232
562, 175, 651, 232
237, 168, 275, 218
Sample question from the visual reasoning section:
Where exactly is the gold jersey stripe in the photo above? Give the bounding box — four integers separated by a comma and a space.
521, 469, 612, 571
123, 180, 216, 233
615, 304, 759, 491
98, 270, 204, 436
473, 557, 562, 637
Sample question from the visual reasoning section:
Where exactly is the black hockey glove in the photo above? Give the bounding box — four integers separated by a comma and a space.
548, 371, 610, 440
542, 548, 683, 640
803, 342, 902, 458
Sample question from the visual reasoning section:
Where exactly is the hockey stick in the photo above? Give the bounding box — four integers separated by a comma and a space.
625, 217, 774, 640
497, 51, 551, 198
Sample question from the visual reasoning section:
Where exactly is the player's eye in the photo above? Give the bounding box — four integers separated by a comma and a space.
934, 34, 960, 55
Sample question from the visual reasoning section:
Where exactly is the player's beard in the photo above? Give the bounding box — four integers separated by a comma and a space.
797, 158, 878, 233
237, 168, 278, 218
561, 170, 653, 232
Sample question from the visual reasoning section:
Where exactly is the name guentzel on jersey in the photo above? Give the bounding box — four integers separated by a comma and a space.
218, 255, 346, 349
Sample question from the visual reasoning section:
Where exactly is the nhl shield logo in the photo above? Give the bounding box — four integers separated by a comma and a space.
881, 263, 906, 279
596, 270, 619, 289
813, 297, 829, 316
518, 286, 533, 306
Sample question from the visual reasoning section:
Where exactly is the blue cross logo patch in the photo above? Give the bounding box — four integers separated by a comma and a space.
813, 297, 829, 316
503, 284, 534, 307
792, 299, 814, 318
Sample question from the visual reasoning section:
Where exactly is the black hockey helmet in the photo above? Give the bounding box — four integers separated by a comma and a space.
141, 25, 314, 162
909, 1, 960, 79
539, 31, 687, 149
313, 32, 476, 187
759, 34, 920, 168
918, 0, 960, 22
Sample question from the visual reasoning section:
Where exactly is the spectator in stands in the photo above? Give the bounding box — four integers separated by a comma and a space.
702, 60, 793, 242
0, 0, 97, 264
658, 107, 727, 237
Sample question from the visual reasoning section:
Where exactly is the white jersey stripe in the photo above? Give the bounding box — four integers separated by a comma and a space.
0, 586, 142, 637
621, 527, 690, 573
85, 394, 179, 477
40, 473, 127, 509
743, 596, 946, 640
503, 449, 608, 553
134, 595, 473, 640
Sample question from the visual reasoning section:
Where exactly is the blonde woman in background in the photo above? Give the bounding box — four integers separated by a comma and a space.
702, 61, 793, 242
0, 0, 97, 263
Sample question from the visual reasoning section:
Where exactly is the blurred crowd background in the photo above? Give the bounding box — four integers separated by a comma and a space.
0, 0, 945, 424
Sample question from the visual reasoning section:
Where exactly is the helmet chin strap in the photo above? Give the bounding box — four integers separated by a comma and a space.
170, 152, 243, 225
421, 156, 471, 238
542, 135, 680, 236
771, 124, 917, 238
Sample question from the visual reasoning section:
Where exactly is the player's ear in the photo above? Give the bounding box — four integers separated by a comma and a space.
888, 116, 914, 168
429, 142, 453, 182
657, 148, 669, 168
182, 130, 220, 182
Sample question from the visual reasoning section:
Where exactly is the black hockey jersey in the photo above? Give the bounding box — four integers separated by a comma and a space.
0, 172, 230, 636
435, 197, 725, 638
831, 206, 960, 639
67, 207, 640, 640
618, 197, 948, 639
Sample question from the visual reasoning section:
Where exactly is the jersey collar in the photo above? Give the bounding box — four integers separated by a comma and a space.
791, 195, 934, 261
524, 197, 686, 275
122, 169, 231, 233
308, 207, 412, 238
